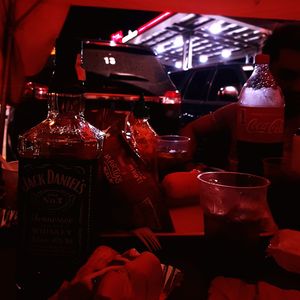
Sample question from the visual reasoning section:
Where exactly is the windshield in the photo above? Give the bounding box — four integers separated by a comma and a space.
82, 43, 175, 95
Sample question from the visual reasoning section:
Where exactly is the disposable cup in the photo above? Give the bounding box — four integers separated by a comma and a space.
156, 135, 190, 181
197, 171, 277, 237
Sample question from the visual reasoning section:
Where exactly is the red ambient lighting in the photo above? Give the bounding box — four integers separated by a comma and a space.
110, 30, 124, 43
137, 12, 173, 34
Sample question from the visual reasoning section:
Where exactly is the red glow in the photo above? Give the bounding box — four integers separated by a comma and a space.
110, 30, 124, 43
137, 12, 173, 34
161, 90, 181, 104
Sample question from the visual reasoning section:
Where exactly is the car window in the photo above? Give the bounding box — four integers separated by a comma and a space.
169, 71, 187, 89
183, 69, 212, 100
82, 43, 175, 95
208, 67, 243, 101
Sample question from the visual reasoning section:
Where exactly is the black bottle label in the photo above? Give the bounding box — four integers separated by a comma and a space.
18, 158, 98, 262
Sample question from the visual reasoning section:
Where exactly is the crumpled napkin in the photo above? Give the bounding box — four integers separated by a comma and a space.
208, 276, 300, 300
49, 246, 163, 300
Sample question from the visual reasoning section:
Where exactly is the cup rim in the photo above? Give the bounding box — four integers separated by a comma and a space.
262, 156, 290, 163
2, 160, 19, 172
157, 135, 190, 142
197, 171, 270, 189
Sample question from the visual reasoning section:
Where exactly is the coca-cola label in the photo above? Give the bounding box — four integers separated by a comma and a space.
236, 106, 284, 143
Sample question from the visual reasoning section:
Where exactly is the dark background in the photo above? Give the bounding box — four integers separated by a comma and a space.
59, 6, 161, 40
29, 6, 161, 86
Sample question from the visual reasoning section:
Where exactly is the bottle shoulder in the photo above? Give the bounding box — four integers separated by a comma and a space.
18, 116, 105, 159
20, 116, 104, 142
240, 63, 284, 107
246, 64, 277, 88
238, 86, 285, 107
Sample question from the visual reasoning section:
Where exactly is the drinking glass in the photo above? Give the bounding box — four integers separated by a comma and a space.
156, 135, 190, 182
197, 171, 277, 237
1, 160, 18, 210
263, 157, 300, 230
0, 160, 18, 229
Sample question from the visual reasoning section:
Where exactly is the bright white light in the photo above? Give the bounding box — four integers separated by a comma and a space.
224, 86, 237, 92
221, 49, 232, 58
175, 61, 182, 69
174, 36, 184, 47
104, 56, 116, 65
156, 45, 165, 54
122, 30, 138, 43
199, 55, 208, 63
110, 40, 117, 47
242, 65, 254, 71
208, 22, 223, 34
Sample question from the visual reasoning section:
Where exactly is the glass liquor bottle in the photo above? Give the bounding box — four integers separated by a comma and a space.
16, 38, 105, 298
126, 94, 157, 174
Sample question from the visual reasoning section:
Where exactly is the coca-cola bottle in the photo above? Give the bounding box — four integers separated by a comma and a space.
236, 53, 285, 175
16, 38, 105, 298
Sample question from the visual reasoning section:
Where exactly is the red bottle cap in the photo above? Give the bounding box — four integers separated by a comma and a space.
255, 53, 270, 64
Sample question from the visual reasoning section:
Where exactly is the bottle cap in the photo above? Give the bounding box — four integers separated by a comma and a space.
255, 53, 270, 64
48, 38, 85, 94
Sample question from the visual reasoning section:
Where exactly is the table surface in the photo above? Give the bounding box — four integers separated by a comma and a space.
1, 205, 300, 300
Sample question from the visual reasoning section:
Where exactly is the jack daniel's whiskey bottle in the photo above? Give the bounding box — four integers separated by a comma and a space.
17, 38, 104, 297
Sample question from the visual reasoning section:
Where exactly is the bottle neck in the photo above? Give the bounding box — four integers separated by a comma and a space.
251, 63, 277, 87
254, 63, 269, 72
48, 92, 85, 117
252, 63, 270, 78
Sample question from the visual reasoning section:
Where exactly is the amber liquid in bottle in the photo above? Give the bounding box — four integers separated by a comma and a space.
125, 94, 158, 180
17, 92, 104, 298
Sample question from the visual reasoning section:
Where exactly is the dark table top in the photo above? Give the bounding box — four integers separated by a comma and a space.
1, 226, 300, 300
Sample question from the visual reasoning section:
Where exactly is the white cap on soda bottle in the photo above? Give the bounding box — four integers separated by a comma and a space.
255, 53, 270, 64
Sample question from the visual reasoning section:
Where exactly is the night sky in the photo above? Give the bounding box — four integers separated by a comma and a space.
59, 6, 161, 40
30, 6, 160, 85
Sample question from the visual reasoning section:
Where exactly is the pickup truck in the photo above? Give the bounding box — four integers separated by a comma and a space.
169, 63, 252, 127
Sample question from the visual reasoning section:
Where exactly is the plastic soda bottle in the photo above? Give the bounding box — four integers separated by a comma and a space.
236, 53, 285, 175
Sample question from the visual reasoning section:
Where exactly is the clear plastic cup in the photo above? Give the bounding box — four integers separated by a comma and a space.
1, 161, 18, 210
156, 135, 190, 181
197, 171, 277, 237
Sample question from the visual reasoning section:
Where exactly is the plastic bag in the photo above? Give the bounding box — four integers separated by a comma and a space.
98, 110, 174, 232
